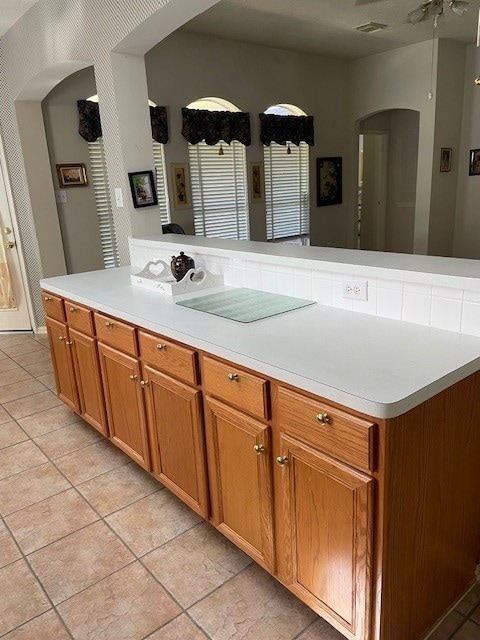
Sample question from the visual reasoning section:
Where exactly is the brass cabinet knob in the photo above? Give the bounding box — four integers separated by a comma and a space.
276, 456, 288, 467
253, 444, 265, 455
66, 341, 73, 346
316, 413, 331, 425
140, 380, 149, 388
129, 374, 138, 381
69, 307, 77, 313
59, 336, 66, 341
44, 296, 52, 302
227, 373, 239, 382
156, 343, 166, 351
105, 321, 114, 328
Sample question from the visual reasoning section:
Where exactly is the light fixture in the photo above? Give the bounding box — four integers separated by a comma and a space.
449, 0, 468, 15
408, 0, 468, 24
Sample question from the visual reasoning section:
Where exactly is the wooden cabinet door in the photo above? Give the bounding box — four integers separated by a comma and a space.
98, 342, 150, 470
70, 328, 108, 436
277, 433, 373, 640
45, 317, 80, 413
204, 397, 274, 572
143, 365, 208, 518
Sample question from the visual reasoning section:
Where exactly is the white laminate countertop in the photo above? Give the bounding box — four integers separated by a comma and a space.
41, 266, 480, 420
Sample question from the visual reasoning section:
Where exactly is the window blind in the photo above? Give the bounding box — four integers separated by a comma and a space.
264, 141, 309, 240
152, 141, 170, 224
189, 141, 249, 240
87, 139, 119, 268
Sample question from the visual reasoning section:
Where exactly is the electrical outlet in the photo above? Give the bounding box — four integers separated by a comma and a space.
342, 279, 368, 301
114, 188, 124, 208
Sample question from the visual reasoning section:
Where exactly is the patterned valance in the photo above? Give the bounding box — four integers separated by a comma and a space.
259, 113, 314, 147
77, 101, 169, 144
181, 108, 251, 146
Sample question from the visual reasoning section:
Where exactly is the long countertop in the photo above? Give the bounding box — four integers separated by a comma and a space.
40, 266, 480, 420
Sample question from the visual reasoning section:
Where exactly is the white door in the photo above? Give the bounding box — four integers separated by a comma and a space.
0, 152, 32, 331
359, 132, 388, 252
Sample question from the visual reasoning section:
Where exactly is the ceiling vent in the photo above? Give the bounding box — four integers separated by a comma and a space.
355, 22, 388, 33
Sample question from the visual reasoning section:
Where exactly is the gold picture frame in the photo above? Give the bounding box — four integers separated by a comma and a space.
56, 163, 88, 187
171, 163, 191, 209
249, 161, 264, 203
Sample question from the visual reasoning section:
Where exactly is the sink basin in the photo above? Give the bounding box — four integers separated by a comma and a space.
176, 288, 315, 323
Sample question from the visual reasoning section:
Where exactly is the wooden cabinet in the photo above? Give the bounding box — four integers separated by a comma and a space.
98, 342, 150, 470
204, 396, 275, 572
45, 317, 80, 413
142, 365, 208, 517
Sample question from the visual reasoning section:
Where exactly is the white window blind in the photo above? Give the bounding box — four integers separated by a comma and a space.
264, 141, 309, 240
152, 141, 170, 224
189, 141, 249, 240
87, 138, 119, 268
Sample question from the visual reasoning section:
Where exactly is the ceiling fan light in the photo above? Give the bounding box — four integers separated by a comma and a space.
450, 0, 468, 15
408, 5, 428, 23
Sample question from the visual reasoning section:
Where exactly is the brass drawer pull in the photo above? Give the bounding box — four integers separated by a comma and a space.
69, 307, 77, 313
316, 413, 331, 425
276, 456, 288, 467
105, 321, 114, 328
228, 373, 239, 382
156, 343, 167, 351
129, 374, 138, 381
44, 296, 52, 302
140, 380, 149, 388
253, 444, 265, 455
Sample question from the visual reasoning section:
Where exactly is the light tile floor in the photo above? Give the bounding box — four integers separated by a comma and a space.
0, 332, 479, 640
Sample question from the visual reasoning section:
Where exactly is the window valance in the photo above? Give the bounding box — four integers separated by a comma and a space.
77, 101, 169, 144
259, 113, 314, 147
181, 108, 251, 146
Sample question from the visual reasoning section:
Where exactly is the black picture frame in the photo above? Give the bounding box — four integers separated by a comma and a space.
317, 157, 342, 206
128, 170, 158, 208
469, 149, 480, 176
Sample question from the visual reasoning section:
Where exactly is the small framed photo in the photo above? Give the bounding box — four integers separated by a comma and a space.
469, 149, 480, 176
170, 163, 191, 209
249, 161, 264, 203
317, 157, 342, 206
440, 148, 452, 172
56, 163, 88, 187
128, 170, 158, 208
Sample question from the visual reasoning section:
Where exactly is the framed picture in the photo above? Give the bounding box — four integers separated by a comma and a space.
56, 163, 88, 187
170, 163, 191, 209
128, 170, 158, 208
469, 149, 480, 176
440, 148, 452, 172
317, 157, 342, 206
249, 161, 264, 203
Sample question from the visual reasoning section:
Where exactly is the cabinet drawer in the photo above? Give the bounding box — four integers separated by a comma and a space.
277, 387, 376, 472
202, 356, 269, 420
138, 331, 198, 386
94, 312, 137, 356
41, 292, 65, 322
65, 300, 94, 336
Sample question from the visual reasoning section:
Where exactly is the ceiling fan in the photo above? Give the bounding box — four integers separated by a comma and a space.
354, 0, 469, 24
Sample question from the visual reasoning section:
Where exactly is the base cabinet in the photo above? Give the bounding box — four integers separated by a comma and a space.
46, 317, 80, 413
204, 396, 275, 572
98, 342, 150, 470
277, 433, 373, 640
143, 365, 209, 518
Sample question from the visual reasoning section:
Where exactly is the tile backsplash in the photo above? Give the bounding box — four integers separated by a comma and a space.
130, 240, 480, 337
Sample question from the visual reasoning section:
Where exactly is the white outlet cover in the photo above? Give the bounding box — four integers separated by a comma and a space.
55, 189, 67, 204
342, 279, 368, 301
115, 188, 124, 208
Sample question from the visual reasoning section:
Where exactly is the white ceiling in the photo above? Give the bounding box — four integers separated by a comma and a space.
181, 0, 480, 59
0, 0, 39, 37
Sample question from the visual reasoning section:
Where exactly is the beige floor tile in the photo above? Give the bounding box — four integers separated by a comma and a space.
2, 609, 71, 640
0, 520, 21, 568
0, 335, 35, 348
457, 585, 480, 616
0, 440, 48, 480
0, 358, 23, 374
452, 620, 480, 639
6, 488, 98, 554
23, 360, 54, 377
55, 439, 130, 485
11, 349, 52, 367
147, 614, 209, 639
1, 341, 47, 358
0, 559, 50, 636
428, 611, 466, 640
189, 563, 317, 640
0, 462, 71, 516
0, 404, 15, 424
296, 617, 350, 639
106, 490, 202, 557
58, 561, 180, 640
17, 404, 82, 438
0, 421, 28, 449
77, 461, 160, 516
0, 378, 47, 404
144, 521, 251, 607
34, 420, 103, 459
36, 372, 56, 390
28, 520, 134, 604
0, 367, 33, 387
3, 390, 62, 420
